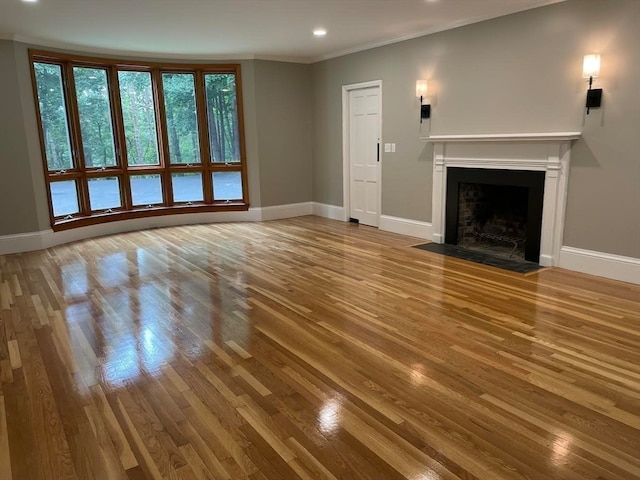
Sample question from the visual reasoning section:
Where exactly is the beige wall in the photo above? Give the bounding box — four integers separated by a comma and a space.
312, 0, 640, 258
0, 41, 42, 235
254, 60, 313, 207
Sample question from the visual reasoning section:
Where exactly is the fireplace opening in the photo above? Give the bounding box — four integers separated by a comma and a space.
445, 168, 545, 263
457, 183, 529, 259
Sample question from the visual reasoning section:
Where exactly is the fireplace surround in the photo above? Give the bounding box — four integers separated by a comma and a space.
422, 132, 581, 267
446, 168, 545, 262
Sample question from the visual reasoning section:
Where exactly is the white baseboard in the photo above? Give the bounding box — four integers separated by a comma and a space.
0, 230, 50, 255
260, 202, 313, 221
0, 202, 326, 255
0, 207, 266, 255
379, 215, 432, 240
539, 254, 553, 268
559, 246, 640, 285
6, 209, 637, 285
312, 202, 345, 221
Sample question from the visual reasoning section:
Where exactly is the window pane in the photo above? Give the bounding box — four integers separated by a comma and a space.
73, 67, 117, 168
50, 180, 79, 217
88, 177, 121, 210
131, 174, 163, 206
162, 73, 200, 164
212, 171, 243, 200
118, 71, 160, 166
172, 173, 203, 203
204, 74, 240, 163
33, 63, 74, 171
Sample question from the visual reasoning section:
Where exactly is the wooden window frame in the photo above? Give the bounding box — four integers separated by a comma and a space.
29, 49, 249, 231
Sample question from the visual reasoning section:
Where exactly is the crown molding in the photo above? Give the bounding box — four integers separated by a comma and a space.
311, 0, 567, 63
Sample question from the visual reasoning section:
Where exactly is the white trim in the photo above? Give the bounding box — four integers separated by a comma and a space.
260, 202, 313, 221
4, 207, 638, 285
47, 209, 260, 251
312, 203, 345, 221
429, 135, 580, 267
559, 247, 640, 285
4, 0, 566, 65
379, 215, 432, 240
9, 33, 308, 64
0, 230, 50, 255
311, 0, 565, 63
342, 80, 383, 225
422, 132, 581, 143
10, 34, 260, 61
0, 203, 316, 255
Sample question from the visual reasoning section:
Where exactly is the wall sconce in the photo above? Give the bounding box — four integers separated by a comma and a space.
416, 80, 430, 123
582, 54, 602, 114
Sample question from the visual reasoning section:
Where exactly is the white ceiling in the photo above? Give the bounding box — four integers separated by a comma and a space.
0, 0, 565, 63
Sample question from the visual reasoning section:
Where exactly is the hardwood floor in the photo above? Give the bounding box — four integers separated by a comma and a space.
0, 216, 638, 480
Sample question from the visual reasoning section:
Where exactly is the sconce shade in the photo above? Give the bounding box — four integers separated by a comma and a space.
582, 54, 600, 78
416, 80, 428, 98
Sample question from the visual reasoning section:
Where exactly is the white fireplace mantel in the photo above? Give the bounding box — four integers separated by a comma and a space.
423, 132, 581, 267
421, 132, 581, 143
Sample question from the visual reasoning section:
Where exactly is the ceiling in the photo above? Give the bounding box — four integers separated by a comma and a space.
0, 0, 565, 63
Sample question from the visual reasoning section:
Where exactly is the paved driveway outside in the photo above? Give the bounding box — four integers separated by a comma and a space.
51, 171, 242, 216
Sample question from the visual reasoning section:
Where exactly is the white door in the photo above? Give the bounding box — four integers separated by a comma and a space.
349, 86, 380, 227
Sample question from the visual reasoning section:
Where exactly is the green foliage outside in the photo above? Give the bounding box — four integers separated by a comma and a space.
205, 74, 240, 163
34, 63, 73, 171
34, 64, 241, 171
119, 71, 160, 166
74, 66, 117, 168
162, 73, 200, 164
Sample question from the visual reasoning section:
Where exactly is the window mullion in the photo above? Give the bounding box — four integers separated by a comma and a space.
234, 66, 249, 206
109, 65, 132, 211
153, 68, 174, 206
64, 61, 91, 216
195, 70, 213, 204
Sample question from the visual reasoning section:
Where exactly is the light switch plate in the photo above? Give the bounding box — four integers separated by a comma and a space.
391, 143, 396, 153
384, 143, 391, 153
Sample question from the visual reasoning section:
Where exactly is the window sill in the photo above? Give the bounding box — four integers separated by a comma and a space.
52, 203, 249, 231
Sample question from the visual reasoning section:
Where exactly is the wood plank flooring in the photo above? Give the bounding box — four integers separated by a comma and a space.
0, 216, 638, 480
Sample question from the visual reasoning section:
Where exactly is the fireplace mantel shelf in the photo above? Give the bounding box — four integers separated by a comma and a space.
421, 132, 581, 143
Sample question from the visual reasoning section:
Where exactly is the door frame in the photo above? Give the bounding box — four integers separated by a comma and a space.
342, 80, 383, 223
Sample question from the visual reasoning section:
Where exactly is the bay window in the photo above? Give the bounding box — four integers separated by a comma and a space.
30, 50, 248, 230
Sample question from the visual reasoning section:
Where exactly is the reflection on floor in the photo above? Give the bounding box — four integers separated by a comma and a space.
0, 216, 638, 480
414, 242, 542, 273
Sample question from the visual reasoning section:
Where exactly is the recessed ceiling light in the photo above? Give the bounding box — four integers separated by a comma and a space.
22, 0, 38, 3
313, 29, 327, 37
